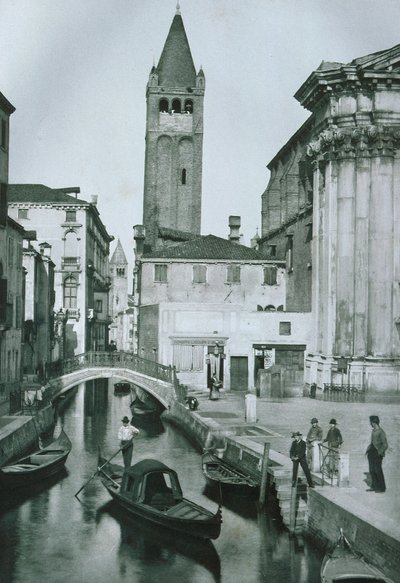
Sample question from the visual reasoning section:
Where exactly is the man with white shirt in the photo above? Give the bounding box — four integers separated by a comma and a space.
118, 416, 140, 467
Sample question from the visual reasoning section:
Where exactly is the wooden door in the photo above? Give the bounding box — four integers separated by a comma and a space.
230, 356, 248, 391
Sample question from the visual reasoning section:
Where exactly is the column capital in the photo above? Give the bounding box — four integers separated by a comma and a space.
307, 125, 400, 160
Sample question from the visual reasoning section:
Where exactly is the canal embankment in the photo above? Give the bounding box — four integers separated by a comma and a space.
0, 404, 55, 465
162, 393, 400, 583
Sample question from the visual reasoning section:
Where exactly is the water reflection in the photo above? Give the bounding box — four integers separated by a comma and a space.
0, 379, 323, 583
98, 501, 222, 583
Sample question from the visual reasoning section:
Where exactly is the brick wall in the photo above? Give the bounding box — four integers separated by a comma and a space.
307, 492, 400, 582
138, 304, 159, 358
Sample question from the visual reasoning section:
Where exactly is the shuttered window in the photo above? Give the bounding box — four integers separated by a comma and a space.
226, 264, 240, 283
173, 345, 204, 371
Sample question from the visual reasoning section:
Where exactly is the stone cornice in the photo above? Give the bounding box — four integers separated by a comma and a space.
306, 124, 400, 160
296, 66, 400, 112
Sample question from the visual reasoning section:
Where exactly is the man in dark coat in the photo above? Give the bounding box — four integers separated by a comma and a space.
366, 415, 388, 493
290, 432, 314, 488
323, 418, 343, 476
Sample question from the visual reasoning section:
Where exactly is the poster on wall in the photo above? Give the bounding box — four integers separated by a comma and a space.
264, 349, 275, 368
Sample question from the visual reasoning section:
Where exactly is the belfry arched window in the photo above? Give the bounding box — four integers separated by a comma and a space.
172, 99, 181, 113
159, 99, 168, 113
63, 276, 77, 309
181, 169, 187, 185
184, 99, 193, 114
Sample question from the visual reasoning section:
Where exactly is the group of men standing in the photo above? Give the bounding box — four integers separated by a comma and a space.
290, 415, 388, 493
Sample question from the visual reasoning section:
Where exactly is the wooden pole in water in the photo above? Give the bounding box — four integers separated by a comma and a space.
289, 482, 297, 533
258, 442, 270, 507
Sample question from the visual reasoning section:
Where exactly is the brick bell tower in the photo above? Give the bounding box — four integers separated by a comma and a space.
142, 4, 205, 251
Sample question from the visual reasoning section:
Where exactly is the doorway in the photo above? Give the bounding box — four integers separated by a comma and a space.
230, 356, 248, 391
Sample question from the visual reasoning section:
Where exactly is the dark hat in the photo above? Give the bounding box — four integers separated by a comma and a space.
369, 415, 380, 425
329, 418, 337, 425
122, 416, 130, 423
291, 431, 302, 437
311, 418, 318, 424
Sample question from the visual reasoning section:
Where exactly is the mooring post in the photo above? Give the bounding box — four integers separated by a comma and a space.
289, 483, 297, 533
258, 442, 270, 507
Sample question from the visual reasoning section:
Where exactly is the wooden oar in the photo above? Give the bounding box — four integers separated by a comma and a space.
74, 446, 123, 498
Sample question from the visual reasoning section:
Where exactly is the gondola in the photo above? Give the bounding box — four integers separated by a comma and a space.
113, 382, 131, 395
98, 457, 222, 540
202, 450, 259, 497
0, 429, 72, 489
321, 528, 394, 583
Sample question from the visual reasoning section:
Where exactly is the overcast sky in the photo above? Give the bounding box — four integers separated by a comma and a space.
1, 0, 400, 269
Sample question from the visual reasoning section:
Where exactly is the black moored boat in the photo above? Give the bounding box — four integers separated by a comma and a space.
0, 429, 72, 489
98, 457, 222, 540
321, 529, 394, 583
202, 450, 259, 497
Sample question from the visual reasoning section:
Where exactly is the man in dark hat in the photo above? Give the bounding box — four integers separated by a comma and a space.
306, 417, 323, 466
118, 416, 139, 467
366, 415, 388, 493
290, 431, 314, 488
323, 418, 343, 476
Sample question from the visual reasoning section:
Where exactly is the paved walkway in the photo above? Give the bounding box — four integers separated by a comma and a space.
188, 387, 400, 540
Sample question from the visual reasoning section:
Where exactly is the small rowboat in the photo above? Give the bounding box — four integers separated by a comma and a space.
321, 529, 394, 583
99, 457, 222, 540
202, 450, 258, 497
0, 429, 72, 489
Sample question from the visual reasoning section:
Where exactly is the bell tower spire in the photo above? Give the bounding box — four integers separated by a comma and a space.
142, 8, 205, 251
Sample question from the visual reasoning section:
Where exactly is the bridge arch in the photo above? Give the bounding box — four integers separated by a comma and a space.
46, 352, 185, 409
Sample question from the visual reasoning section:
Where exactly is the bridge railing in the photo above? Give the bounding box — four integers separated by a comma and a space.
46, 351, 186, 403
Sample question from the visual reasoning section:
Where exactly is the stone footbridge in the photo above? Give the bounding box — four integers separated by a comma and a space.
45, 351, 186, 409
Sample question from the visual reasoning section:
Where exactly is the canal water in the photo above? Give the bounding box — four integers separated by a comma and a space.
0, 381, 323, 583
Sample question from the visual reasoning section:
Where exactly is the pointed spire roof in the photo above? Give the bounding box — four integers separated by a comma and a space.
156, 11, 197, 87
110, 239, 128, 265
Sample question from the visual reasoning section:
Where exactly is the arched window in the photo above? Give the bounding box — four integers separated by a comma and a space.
159, 99, 168, 113
181, 169, 187, 185
172, 99, 181, 113
184, 100, 193, 114
64, 276, 77, 309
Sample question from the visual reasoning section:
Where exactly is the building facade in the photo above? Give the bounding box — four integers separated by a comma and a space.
142, 6, 205, 251
0, 92, 25, 415
259, 43, 400, 392
22, 240, 55, 377
134, 230, 312, 391
8, 186, 113, 357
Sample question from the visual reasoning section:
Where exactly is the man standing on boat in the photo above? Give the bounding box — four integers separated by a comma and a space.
366, 415, 388, 493
290, 431, 314, 488
118, 416, 139, 467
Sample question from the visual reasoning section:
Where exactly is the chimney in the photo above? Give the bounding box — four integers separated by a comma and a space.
91, 195, 98, 206
133, 224, 146, 259
228, 216, 241, 244
39, 242, 51, 256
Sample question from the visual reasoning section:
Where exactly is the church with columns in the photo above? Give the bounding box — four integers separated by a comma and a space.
258, 44, 400, 393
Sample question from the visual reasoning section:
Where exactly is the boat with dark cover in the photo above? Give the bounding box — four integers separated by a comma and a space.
0, 429, 72, 489
202, 450, 259, 497
321, 529, 394, 583
99, 457, 222, 540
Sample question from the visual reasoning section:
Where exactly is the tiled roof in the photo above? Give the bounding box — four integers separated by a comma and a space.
157, 13, 197, 87
110, 239, 128, 265
144, 234, 269, 260
8, 184, 88, 205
